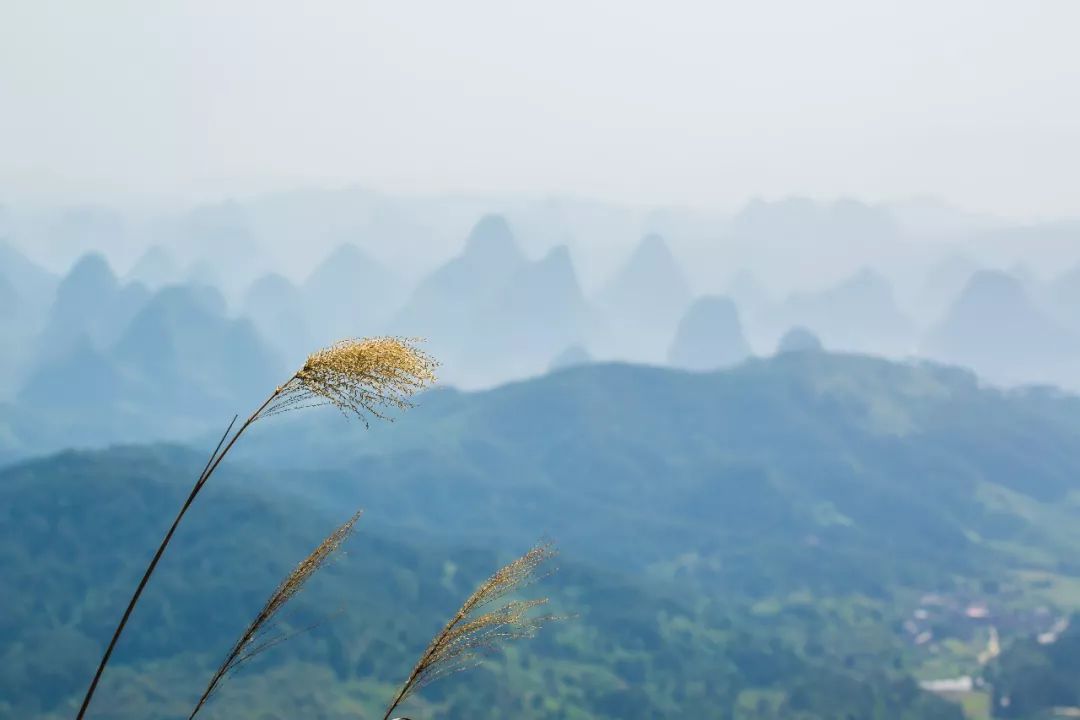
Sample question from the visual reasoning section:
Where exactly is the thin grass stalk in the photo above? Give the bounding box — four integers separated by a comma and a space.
75, 337, 436, 719
73, 413, 240, 720
188, 511, 362, 719
381, 544, 558, 720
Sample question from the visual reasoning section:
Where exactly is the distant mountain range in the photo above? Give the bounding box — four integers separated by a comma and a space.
302, 242, 407, 344
721, 197, 905, 291
923, 270, 1080, 388
3, 203, 1080, 454
393, 214, 527, 368
3, 267, 284, 459
667, 295, 752, 371
776, 268, 916, 356
125, 244, 180, 289
596, 233, 692, 363
392, 215, 592, 386
34, 252, 150, 362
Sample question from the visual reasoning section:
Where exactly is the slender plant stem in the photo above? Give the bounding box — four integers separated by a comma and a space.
188, 626, 254, 719
76, 388, 281, 719
382, 607, 467, 720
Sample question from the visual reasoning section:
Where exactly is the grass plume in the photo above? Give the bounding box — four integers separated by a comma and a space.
382, 543, 560, 720
268, 337, 439, 423
77, 337, 436, 719
189, 510, 362, 719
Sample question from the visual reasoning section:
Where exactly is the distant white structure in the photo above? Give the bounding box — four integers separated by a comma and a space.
920, 676, 974, 693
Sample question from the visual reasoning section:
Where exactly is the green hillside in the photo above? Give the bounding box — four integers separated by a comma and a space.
0, 444, 960, 720
986, 614, 1080, 718
5, 353, 1080, 718
241, 354, 1080, 593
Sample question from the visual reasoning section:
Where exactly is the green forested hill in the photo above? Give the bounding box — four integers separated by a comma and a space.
240, 354, 1080, 593
0, 444, 961, 720
5, 353, 1080, 718
987, 614, 1080, 718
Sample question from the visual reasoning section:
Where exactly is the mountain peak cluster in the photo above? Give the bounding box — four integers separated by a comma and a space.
2, 196, 1080, 461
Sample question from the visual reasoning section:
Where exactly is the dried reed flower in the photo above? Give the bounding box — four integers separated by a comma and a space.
188, 511, 362, 719
266, 337, 439, 424
382, 543, 559, 720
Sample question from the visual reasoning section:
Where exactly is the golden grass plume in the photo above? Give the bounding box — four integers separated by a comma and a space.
382, 543, 559, 720
266, 337, 438, 424
188, 510, 362, 719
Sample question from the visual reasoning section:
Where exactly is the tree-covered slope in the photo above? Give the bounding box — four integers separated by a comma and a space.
240, 353, 1080, 595
0, 444, 963, 720
986, 615, 1080, 718
6, 353, 1080, 718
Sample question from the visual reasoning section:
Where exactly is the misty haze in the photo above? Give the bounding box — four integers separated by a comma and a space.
2, 2, 1080, 719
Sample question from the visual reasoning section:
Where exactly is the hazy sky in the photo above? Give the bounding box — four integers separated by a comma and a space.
2, 1, 1078, 217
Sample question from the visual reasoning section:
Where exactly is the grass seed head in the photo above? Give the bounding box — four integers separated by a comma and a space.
383, 543, 559, 717
267, 337, 438, 423
189, 511, 362, 718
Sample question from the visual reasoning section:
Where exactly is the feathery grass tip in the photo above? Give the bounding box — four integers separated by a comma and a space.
382, 543, 559, 720
266, 337, 438, 423
189, 510, 362, 718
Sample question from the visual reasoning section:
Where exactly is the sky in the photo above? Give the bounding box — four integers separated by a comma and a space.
2, 0, 1079, 218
